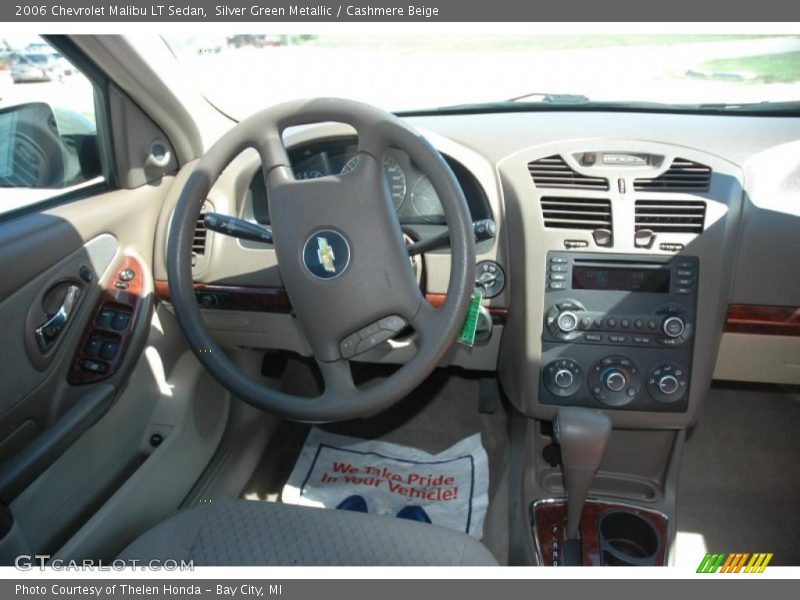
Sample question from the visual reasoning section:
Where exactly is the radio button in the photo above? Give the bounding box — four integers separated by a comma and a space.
550, 257, 568, 264
580, 317, 592, 329
558, 300, 583, 311
608, 335, 627, 343
557, 311, 579, 332
549, 282, 566, 290
550, 273, 567, 281
593, 318, 603, 328
621, 319, 631, 328
676, 287, 693, 294
550, 264, 568, 273
663, 316, 686, 338
676, 278, 693, 286
647, 319, 658, 330
607, 318, 617, 328
634, 319, 644, 329
633, 336, 651, 344
584, 333, 602, 342
676, 269, 694, 277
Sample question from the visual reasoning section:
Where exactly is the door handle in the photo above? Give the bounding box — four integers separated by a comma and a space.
35, 284, 81, 353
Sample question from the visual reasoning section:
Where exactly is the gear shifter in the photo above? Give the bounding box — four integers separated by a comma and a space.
554, 406, 611, 565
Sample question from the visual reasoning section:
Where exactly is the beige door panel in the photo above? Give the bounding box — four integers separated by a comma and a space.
0, 179, 171, 510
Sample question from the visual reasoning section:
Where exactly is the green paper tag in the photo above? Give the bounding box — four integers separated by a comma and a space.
458, 291, 484, 347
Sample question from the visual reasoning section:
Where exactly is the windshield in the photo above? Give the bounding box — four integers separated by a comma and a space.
163, 34, 800, 117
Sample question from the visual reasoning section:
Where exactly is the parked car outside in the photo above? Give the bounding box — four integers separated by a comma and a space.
10, 52, 63, 83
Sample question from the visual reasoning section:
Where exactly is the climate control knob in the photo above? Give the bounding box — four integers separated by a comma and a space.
662, 316, 685, 338
589, 356, 643, 407
543, 358, 583, 397
604, 370, 627, 392
647, 363, 689, 403
657, 374, 680, 395
554, 369, 575, 389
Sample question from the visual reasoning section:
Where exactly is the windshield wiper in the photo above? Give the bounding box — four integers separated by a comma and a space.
398, 98, 800, 117
692, 100, 800, 113
401, 99, 676, 114
505, 92, 590, 103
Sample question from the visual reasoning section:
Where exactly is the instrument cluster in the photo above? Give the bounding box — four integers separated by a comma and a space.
247, 139, 491, 227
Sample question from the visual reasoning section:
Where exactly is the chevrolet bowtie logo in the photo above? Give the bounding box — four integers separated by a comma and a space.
317, 237, 336, 273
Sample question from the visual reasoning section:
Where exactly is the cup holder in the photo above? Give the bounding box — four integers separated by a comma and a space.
598, 510, 660, 566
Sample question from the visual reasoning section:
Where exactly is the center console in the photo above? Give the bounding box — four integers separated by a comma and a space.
539, 251, 698, 413
495, 140, 742, 567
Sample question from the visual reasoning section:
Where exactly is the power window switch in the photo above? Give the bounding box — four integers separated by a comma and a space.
111, 313, 131, 331
100, 342, 119, 361
84, 338, 103, 359
81, 360, 108, 375
95, 307, 116, 329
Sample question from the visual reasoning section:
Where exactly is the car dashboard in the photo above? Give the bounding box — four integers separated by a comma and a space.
153, 109, 800, 431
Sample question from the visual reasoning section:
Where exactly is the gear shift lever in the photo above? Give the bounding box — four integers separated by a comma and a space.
554, 407, 611, 565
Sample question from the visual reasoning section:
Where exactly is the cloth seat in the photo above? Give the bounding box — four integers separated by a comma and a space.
119, 500, 498, 566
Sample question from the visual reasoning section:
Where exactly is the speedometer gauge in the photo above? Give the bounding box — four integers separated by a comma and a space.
411, 176, 444, 223
342, 155, 407, 210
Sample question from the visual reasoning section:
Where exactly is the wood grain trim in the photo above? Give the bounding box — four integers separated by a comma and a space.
154, 280, 292, 313
725, 304, 800, 336
68, 256, 144, 385
154, 281, 507, 320
531, 499, 668, 567
424, 293, 508, 320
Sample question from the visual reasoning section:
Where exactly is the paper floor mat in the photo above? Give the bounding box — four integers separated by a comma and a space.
282, 428, 489, 539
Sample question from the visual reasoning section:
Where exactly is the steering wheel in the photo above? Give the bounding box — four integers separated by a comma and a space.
167, 98, 475, 422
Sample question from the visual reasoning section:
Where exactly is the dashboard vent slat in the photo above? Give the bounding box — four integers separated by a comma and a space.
192, 202, 211, 256
541, 196, 612, 230
633, 158, 712, 192
635, 199, 706, 233
528, 155, 609, 191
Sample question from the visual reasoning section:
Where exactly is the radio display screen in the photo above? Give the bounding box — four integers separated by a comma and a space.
572, 266, 671, 293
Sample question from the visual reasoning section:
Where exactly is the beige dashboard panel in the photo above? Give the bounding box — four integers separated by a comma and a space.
715, 333, 800, 385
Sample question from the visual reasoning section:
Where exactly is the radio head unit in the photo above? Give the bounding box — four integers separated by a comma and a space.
540, 252, 698, 413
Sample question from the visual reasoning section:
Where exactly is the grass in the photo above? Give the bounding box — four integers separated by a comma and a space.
700, 51, 800, 83
304, 34, 779, 53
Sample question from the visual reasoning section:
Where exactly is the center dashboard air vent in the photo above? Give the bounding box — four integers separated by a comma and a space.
633, 158, 712, 192
528, 155, 609, 191
540, 196, 612, 230
635, 199, 706, 234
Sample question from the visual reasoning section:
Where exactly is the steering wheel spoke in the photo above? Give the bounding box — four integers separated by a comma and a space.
317, 357, 356, 399
408, 297, 439, 340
